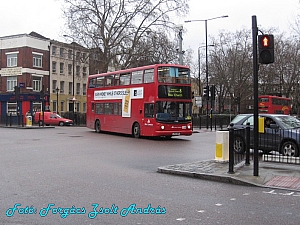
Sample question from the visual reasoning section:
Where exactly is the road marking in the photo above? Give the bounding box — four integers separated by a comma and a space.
263, 189, 300, 197
197, 210, 205, 213
176, 218, 186, 221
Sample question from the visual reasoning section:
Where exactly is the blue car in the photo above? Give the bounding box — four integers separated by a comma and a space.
228, 114, 300, 157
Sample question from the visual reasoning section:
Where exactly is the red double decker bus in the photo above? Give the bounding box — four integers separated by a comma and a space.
258, 95, 291, 115
86, 64, 193, 138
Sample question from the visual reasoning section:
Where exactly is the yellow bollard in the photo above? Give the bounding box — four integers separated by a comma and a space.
215, 131, 229, 161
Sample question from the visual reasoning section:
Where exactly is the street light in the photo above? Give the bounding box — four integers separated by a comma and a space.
185, 15, 228, 129
198, 44, 214, 99
56, 87, 59, 113
63, 35, 76, 121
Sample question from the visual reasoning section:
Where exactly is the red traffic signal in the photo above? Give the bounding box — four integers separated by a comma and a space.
258, 34, 274, 64
262, 36, 269, 47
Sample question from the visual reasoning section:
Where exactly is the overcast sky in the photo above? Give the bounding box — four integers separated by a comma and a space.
0, 0, 299, 61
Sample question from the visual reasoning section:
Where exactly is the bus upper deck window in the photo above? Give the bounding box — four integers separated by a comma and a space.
96, 77, 104, 87
144, 69, 154, 83
105, 75, 114, 86
89, 78, 96, 88
120, 73, 131, 85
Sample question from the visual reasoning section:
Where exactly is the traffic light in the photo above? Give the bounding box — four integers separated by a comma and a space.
192, 91, 194, 99
258, 34, 274, 64
210, 85, 215, 100
203, 85, 209, 100
14, 86, 20, 100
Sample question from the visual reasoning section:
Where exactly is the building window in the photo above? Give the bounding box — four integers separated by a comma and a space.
76, 102, 80, 112
52, 46, 57, 55
52, 80, 57, 93
52, 61, 57, 73
6, 53, 18, 67
76, 51, 80, 61
83, 83, 86, 95
83, 67, 87, 77
60, 63, 64, 74
33, 53, 42, 67
60, 81, 64, 93
76, 66, 80, 76
7, 76, 17, 91
76, 83, 80, 95
68, 64, 72, 76
33, 76, 42, 92
82, 53, 86, 60
69, 82, 72, 94
33, 102, 42, 112
83, 102, 86, 112
68, 50, 72, 59
7, 102, 17, 115
53, 100, 57, 112
60, 101, 64, 112
60, 48, 64, 57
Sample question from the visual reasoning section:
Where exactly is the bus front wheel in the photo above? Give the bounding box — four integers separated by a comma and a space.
95, 120, 101, 133
132, 123, 140, 138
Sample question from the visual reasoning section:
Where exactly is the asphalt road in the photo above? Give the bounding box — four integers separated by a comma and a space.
0, 127, 299, 225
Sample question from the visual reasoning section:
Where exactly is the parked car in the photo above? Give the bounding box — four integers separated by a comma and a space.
228, 114, 300, 157
34, 112, 73, 126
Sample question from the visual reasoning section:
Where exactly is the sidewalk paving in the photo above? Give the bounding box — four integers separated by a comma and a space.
157, 159, 300, 192
0, 125, 55, 129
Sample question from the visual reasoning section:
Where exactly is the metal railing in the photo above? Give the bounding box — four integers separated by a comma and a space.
192, 114, 233, 130
228, 124, 251, 173
227, 123, 300, 173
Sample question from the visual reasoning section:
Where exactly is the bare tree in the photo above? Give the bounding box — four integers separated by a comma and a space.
62, 0, 189, 72
208, 29, 253, 113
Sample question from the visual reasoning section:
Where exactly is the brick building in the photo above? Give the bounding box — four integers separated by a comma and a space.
0, 33, 50, 123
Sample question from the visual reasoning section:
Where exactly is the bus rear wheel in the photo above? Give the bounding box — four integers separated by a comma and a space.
132, 123, 140, 138
95, 120, 101, 133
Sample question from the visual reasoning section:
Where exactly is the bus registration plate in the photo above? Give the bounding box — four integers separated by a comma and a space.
172, 132, 180, 136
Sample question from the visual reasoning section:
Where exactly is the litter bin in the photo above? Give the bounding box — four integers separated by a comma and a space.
26, 116, 32, 127
215, 130, 229, 161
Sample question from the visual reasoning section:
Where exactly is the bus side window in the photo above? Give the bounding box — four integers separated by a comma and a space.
144, 69, 154, 83
120, 73, 131, 85
144, 103, 154, 118
89, 78, 96, 88
131, 70, 143, 84
91, 103, 95, 112
105, 75, 114, 86
96, 77, 104, 87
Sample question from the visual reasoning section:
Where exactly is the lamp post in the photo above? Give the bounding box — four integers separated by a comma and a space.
56, 87, 59, 113
198, 44, 214, 107
63, 35, 76, 121
185, 15, 228, 129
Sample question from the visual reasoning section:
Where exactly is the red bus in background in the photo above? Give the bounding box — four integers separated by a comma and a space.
258, 95, 291, 115
86, 64, 193, 138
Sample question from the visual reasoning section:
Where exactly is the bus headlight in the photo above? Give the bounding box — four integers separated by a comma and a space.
161, 125, 165, 130
187, 125, 191, 129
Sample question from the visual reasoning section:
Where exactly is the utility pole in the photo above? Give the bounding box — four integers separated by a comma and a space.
177, 25, 184, 65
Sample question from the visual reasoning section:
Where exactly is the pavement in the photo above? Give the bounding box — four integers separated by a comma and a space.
158, 158, 300, 192
0, 124, 55, 129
